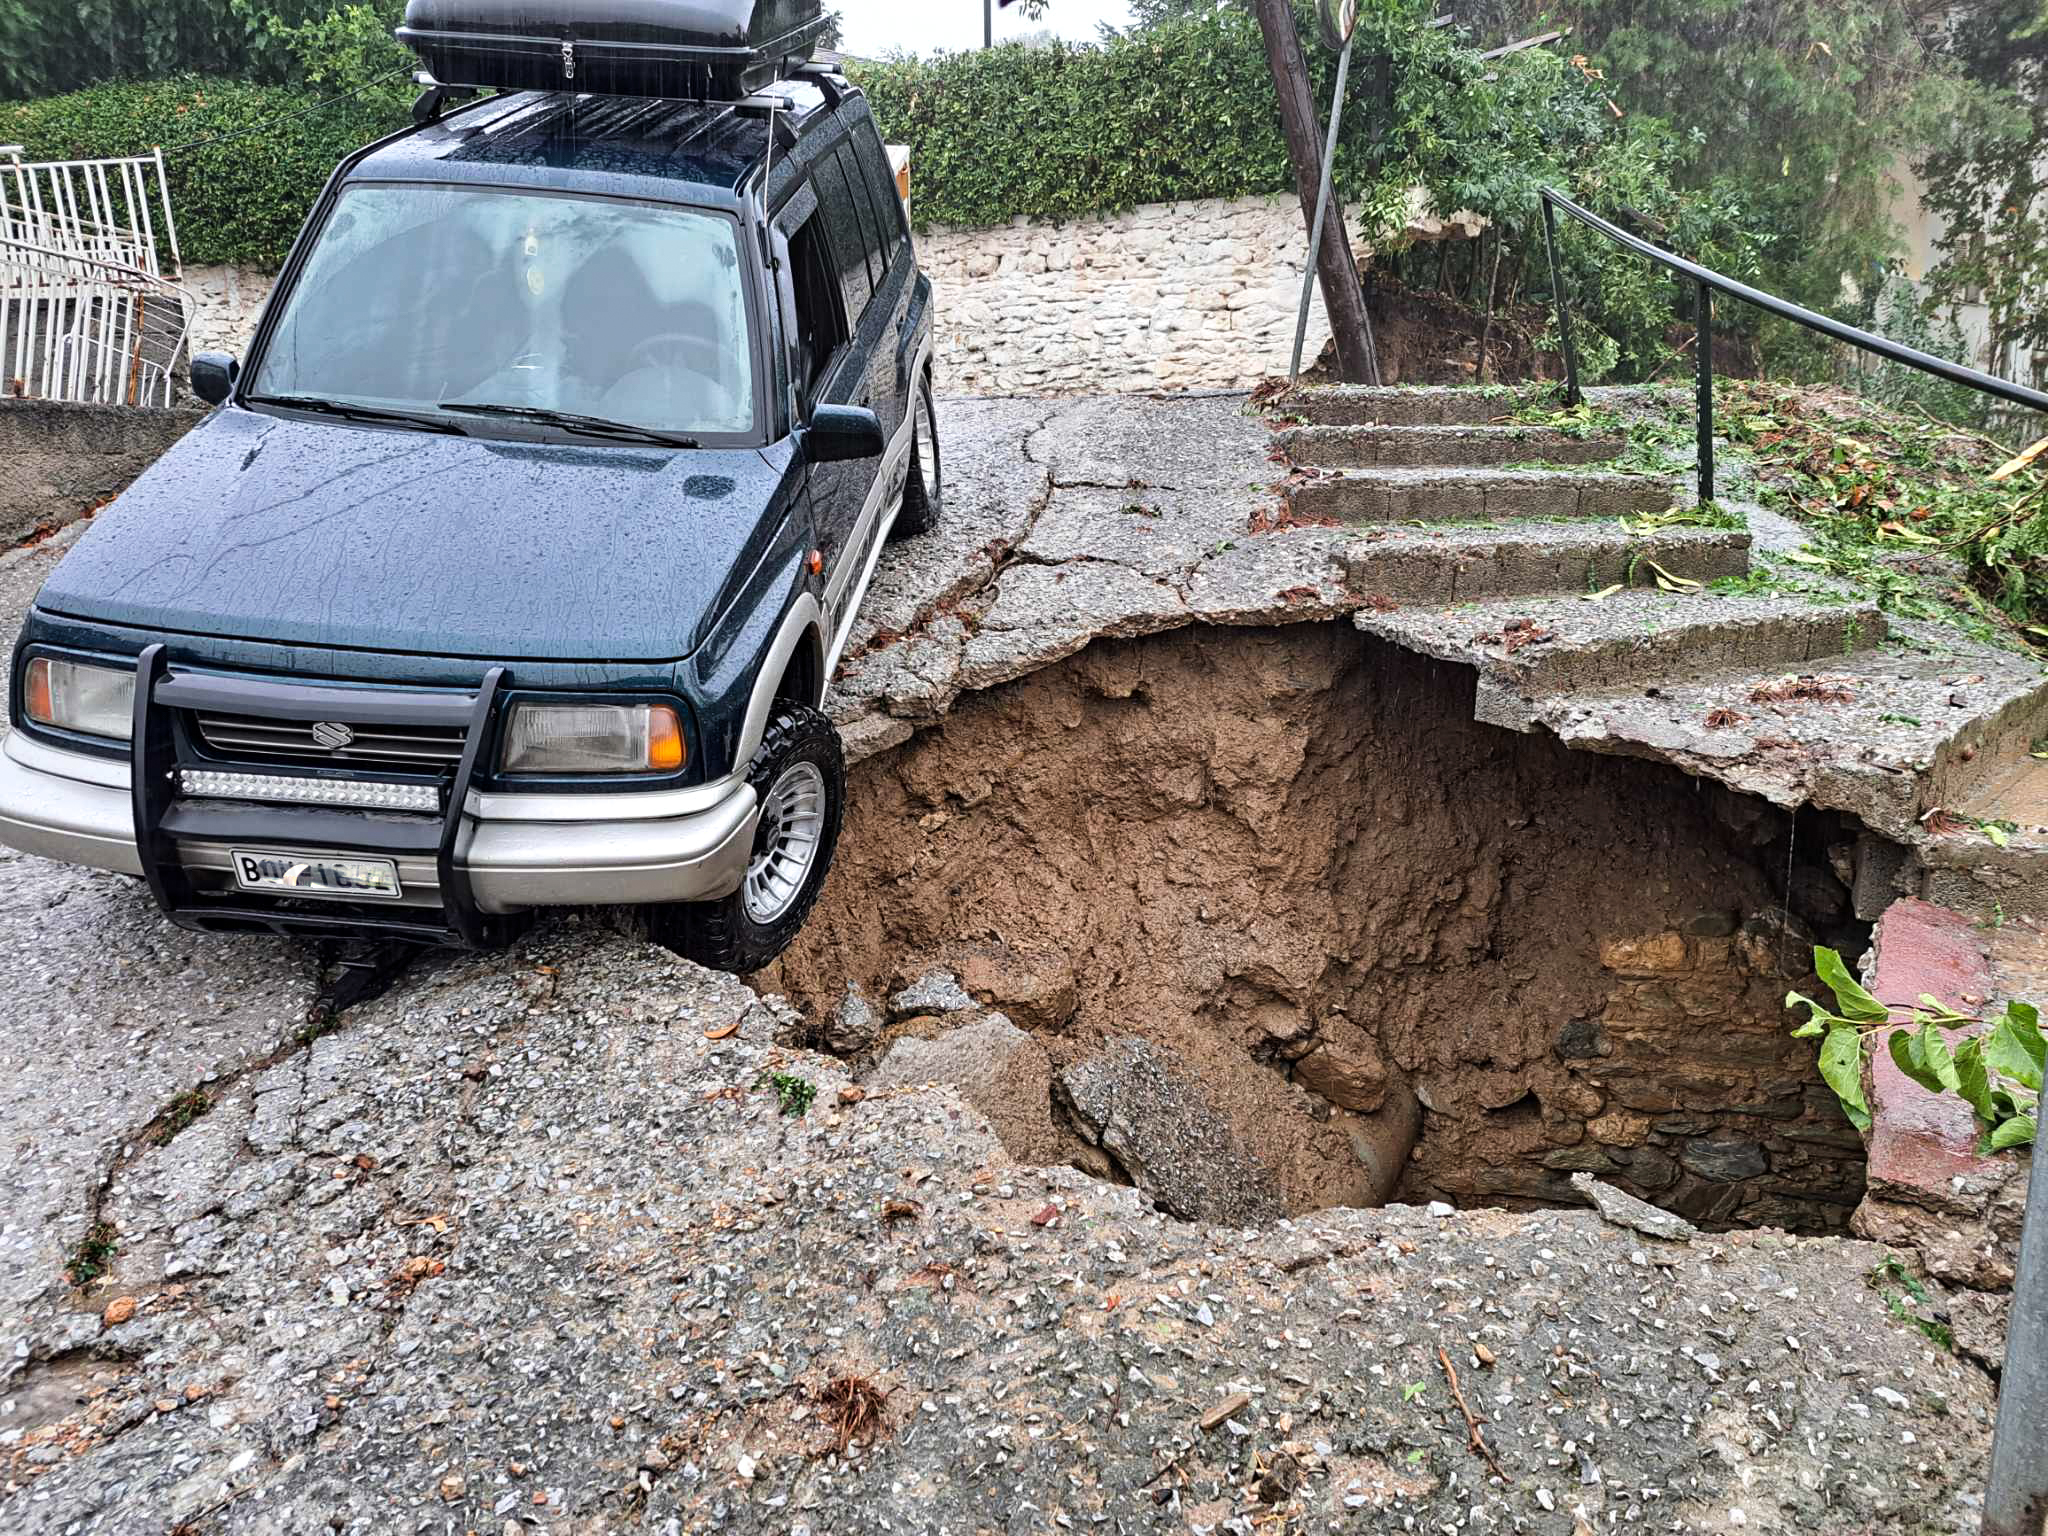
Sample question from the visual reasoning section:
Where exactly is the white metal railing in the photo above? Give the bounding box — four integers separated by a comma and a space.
0, 148, 193, 407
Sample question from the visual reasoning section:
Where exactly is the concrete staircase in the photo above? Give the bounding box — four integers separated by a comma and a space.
1270, 383, 2048, 916
1269, 382, 2042, 1282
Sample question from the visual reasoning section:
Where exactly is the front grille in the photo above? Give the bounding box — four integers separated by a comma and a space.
192, 711, 465, 770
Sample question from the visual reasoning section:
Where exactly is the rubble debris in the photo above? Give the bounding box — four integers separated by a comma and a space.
1569, 1172, 1699, 1242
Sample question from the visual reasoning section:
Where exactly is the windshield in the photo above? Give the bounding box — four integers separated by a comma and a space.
248, 183, 756, 439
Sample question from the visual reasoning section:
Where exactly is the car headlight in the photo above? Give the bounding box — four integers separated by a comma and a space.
23, 657, 134, 740
499, 702, 685, 775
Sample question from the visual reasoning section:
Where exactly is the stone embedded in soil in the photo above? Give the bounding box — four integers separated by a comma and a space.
1290, 1020, 1389, 1112
1679, 1138, 1771, 1183
1060, 1036, 1285, 1226
826, 981, 882, 1054
950, 937, 1078, 1031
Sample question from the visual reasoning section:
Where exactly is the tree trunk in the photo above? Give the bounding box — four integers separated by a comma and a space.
1249, 0, 1375, 384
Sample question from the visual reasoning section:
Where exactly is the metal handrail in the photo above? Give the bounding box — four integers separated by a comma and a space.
1537, 186, 2048, 505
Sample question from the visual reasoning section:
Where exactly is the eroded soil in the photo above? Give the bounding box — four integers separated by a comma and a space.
763, 621, 1871, 1230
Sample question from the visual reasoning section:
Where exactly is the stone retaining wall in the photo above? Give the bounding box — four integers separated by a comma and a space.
0, 398, 203, 543
917, 195, 1374, 394
177, 193, 1375, 395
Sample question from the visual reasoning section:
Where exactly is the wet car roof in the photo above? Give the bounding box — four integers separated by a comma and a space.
348, 82, 829, 207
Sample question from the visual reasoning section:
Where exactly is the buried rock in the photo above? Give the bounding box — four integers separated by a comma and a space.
1060, 1037, 1285, 1226
826, 982, 884, 1054
1291, 1019, 1389, 1112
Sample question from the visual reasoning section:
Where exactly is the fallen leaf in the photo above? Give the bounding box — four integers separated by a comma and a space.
703, 1018, 742, 1040
1991, 433, 2048, 481
838, 1085, 867, 1105
1030, 1204, 1060, 1227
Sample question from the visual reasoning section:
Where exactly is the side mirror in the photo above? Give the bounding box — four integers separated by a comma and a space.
800, 404, 885, 465
190, 352, 239, 406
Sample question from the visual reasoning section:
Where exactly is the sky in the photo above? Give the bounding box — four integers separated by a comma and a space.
836, 0, 1137, 58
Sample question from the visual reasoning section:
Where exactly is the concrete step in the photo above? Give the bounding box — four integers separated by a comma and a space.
1269, 382, 1671, 428
1276, 422, 1627, 469
1273, 384, 1557, 427
1911, 753, 2048, 921
1480, 633, 2046, 849
1355, 589, 1888, 706
1291, 466, 1677, 524
1342, 522, 1751, 605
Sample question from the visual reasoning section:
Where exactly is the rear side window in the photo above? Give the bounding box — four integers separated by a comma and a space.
809, 148, 872, 325
836, 141, 895, 288
850, 132, 907, 263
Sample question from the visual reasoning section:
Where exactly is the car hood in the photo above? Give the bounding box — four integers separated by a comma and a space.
36, 407, 787, 662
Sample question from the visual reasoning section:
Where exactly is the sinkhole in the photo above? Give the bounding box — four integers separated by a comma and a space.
756, 622, 1874, 1233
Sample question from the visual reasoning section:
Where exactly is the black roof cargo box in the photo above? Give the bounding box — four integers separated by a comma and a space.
397, 0, 827, 100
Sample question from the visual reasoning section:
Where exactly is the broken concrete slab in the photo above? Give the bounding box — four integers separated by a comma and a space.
842, 395, 1056, 659
1015, 481, 1252, 582
1025, 391, 1271, 491
956, 558, 1190, 692
1354, 588, 1887, 702
866, 1010, 1066, 1165
1060, 1035, 1286, 1227
1571, 1171, 1700, 1241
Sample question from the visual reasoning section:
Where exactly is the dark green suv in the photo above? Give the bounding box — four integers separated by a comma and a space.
0, 64, 938, 972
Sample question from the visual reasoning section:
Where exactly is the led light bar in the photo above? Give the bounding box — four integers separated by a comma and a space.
178, 769, 440, 814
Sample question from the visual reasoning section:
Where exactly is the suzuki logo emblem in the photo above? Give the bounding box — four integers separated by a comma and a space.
310, 721, 355, 750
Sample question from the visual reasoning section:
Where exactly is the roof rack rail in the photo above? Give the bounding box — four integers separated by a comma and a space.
410, 75, 479, 126
788, 63, 847, 109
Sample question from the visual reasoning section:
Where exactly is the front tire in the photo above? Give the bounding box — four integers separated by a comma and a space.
650, 703, 844, 973
891, 374, 941, 540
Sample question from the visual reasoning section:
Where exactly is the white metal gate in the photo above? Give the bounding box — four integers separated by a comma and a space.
0, 147, 195, 408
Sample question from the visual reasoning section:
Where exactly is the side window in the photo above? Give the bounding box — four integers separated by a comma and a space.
809, 148, 872, 327
851, 131, 907, 265
836, 140, 894, 291
786, 209, 847, 404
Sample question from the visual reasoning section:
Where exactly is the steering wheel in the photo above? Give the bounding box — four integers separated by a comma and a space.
627, 332, 726, 380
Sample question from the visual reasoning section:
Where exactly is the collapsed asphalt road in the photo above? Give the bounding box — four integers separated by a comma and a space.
0, 467, 2010, 1536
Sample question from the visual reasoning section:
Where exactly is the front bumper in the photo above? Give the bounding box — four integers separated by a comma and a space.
0, 729, 758, 916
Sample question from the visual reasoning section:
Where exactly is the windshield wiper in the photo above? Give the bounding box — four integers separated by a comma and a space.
248, 394, 469, 435
437, 401, 700, 449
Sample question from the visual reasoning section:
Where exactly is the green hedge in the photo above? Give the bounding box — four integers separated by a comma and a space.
851, 12, 1298, 230
1, 77, 406, 267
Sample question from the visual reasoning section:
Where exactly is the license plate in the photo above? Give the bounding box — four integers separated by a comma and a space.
231, 849, 403, 902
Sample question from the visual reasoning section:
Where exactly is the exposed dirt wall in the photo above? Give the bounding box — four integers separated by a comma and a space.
764, 622, 1867, 1229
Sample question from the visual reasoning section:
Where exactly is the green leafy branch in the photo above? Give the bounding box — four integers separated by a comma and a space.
1788, 947, 2041, 1155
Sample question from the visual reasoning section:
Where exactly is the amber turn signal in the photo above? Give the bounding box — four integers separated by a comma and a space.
24, 657, 53, 726
648, 705, 685, 772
